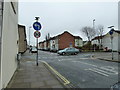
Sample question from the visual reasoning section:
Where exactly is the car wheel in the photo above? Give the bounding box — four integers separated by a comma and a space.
62, 52, 65, 55
74, 52, 78, 55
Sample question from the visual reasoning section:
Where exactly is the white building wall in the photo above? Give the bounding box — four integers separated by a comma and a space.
39, 43, 42, 49
50, 40, 52, 50
118, 2, 120, 53
75, 39, 83, 47
113, 34, 118, 51
55, 37, 58, 50
92, 40, 98, 45
118, 34, 120, 52
1, 2, 18, 88
50, 38, 59, 50
50, 39, 56, 50
102, 33, 118, 51
44, 42, 47, 50
0, 1, 2, 90
79, 39, 83, 47
118, 1, 120, 30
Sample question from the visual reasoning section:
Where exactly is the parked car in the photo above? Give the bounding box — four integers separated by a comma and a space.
50, 48, 58, 53
110, 82, 120, 90
31, 47, 37, 53
57, 47, 79, 55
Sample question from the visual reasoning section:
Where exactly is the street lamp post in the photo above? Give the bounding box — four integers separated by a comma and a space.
29, 26, 31, 53
93, 19, 95, 52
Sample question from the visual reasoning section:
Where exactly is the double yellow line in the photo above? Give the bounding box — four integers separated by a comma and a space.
41, 61, 70, 85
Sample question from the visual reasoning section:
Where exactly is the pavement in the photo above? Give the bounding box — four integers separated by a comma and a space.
6, 51, 67, 88
91, 52, 120, 63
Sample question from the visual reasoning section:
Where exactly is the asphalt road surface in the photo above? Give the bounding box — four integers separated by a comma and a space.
25, 50, 119, 88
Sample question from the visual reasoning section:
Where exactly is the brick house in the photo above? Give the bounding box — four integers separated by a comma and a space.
58, 31, 75, 49
39, 31, 83, 51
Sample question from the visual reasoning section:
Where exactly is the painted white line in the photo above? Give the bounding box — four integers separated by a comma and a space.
58, 59, 73, 61
85, 68, 109, 77
72, 61, 97, 67
100, 67, 118, 75
92, 68, 111, 75
79, 58, 89, 59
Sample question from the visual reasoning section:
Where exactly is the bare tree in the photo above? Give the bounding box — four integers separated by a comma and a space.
45, 35, 48, 41
97, 25, 104, 36
45, 33, 50, 40
96, 25, 104, 49
82, 26, 96, 41
82, 26, 96, 50
47, 33, 50, 39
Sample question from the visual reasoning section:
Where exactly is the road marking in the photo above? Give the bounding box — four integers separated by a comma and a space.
72, 61, 117, 76
92, 68, 111, 75
85, 66, 118, 76
72, 61, 97, 67
79, 58, 89, 59
85, 68, 109, 77
58, 59, 73, 61
100, 67, 118, 75
40, 60, 70, 85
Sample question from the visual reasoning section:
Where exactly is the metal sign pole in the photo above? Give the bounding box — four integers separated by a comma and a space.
108, 26, 114, 60
33, 17, 42, 66
111, 35, 113, 60
36, 38, 38, 66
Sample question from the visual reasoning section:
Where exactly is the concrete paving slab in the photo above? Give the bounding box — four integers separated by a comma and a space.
91, 52, 120, 62
31, 82, 45, 88
6, 55, 65, 88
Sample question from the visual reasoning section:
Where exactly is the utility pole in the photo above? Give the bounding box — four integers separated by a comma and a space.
29, 26, 31, 53
93, 19, 95, 52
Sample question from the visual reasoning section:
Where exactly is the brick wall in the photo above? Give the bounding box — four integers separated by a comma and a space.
58, 32, 75, 50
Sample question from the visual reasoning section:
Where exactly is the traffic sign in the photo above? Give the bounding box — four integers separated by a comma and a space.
109, 29, 114, 35
33, 22, 42, 31
34, 31, 41, 38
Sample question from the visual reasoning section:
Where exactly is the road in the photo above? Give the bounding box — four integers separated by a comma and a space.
25, 50, 118, 88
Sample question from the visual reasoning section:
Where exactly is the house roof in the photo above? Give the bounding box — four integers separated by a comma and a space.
39, 31, 82, 43
74, 36, 82, 39
92, 35, 105, 41
49, 31, 82, 40
92, 30, 120, 41
113, 30, 120, 34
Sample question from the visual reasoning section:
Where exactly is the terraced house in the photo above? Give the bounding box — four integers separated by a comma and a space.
39, 31, 83, 51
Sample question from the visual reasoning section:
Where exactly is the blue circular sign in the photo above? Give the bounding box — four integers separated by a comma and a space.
109, 29, 114, 35
33, 22, 42, 31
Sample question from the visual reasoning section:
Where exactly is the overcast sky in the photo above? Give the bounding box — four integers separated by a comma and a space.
18, 1, 118, 46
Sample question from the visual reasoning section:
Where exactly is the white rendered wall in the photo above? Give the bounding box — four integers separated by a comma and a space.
1, 2, 18, 88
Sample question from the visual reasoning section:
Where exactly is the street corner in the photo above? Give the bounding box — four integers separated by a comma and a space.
97, 58, 120, 63
40, 61, 72, 88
